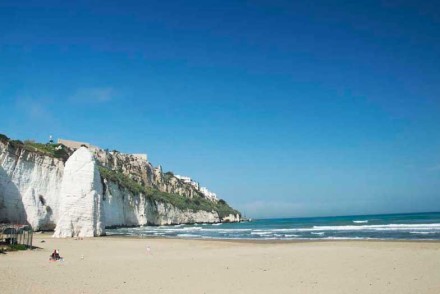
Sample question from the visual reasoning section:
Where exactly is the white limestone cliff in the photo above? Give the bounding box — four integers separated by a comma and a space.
0, 140, 64, 230
102, 180, 220, 227
53, 147, 105, 237
0, 136, 240, 237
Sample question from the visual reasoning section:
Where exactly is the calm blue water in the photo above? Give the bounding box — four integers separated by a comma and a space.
106, 212, 440, 240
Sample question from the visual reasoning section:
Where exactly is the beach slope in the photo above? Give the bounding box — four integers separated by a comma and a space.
1, 234, 439, 293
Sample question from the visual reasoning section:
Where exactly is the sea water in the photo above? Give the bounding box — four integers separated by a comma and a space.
106, 212, 440, 240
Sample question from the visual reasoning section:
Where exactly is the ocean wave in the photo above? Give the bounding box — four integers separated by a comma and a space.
251, 231, 272, 235
311, 232, 325, 235
353, 220, 368, 224
215, 229, 253, 233
319, 237, 374, 240
270, 223, 440, 232
310, 223, 440, 231
186, 226, 203, 230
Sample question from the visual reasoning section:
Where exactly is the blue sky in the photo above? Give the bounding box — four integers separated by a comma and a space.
1, 0, 439, 218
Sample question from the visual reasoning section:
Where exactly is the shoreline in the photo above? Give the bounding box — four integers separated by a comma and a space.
34, 231, 440, 244
104, 234, 440, 244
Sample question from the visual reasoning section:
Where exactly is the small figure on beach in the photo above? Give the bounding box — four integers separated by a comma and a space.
50, 249, 63, 261
146, 245, 151, 255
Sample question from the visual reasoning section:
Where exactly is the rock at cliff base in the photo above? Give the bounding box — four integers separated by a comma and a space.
53, 147, 105, 238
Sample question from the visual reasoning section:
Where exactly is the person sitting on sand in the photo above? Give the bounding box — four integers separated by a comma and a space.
50, 249, 62, 261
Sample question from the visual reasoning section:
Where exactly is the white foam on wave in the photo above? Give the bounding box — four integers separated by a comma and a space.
311, 232, 325, 235
187, 226, 203, 230
212, 223, 222, 226
311, 223, 440, 231
177, 234, 201, 238
353, 220, 368, 224
251, 231, 272, 236
137, 226, 205, 235
215, 229, 252, 233
272, 223, 440, 232
319, 237, 373, 240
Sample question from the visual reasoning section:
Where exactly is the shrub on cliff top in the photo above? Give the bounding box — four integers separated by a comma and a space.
163, 171, 174, 182
98, 166, 144, 195
9, 140, 24, 149
0, 133, 9, 143
1, 135, 69, 161
22, 142, 70, 161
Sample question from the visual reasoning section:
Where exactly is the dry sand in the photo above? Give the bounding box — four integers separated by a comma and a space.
1, 233, 440, 294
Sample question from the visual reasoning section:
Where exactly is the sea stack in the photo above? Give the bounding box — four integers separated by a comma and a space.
53, 147, 105, 237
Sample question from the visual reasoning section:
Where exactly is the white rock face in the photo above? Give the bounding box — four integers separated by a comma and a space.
151, 202, 220, 225
102, 181, 220, 226
103, 180, 148, 227
53, 147, 105, 237
0, 141, 64, 230
221, 213, 241, 223
1, 140, 238, 236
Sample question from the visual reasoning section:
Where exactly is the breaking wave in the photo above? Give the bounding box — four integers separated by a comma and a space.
353, 220, 368, 224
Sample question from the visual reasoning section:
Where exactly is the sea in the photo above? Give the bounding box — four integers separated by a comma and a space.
106, 212, 440, 241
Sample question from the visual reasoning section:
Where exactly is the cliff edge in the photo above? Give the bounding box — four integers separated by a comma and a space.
0, 134, 240, 237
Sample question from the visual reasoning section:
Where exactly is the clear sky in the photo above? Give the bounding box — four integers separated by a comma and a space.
1, 1, 439, 218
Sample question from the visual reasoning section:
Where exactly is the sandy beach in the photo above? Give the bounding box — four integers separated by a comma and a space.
1, 233, 439, 294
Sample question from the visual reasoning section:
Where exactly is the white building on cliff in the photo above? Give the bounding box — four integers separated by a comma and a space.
175, 175, 200, 190
175, 175, 218, 201
200, 187, 218, 201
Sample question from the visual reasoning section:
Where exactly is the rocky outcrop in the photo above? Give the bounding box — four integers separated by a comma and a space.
54, 147, 104, 237
0, 135, 240, 236
221, 213, 241, 223
94, 149, 200, 198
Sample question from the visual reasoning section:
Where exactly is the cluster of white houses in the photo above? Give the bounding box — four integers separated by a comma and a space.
175, 175, 218, 202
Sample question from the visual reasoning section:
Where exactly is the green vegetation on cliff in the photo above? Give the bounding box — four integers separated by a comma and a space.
0, 134, 70, 161
0, 133, 9, 143
98, 167, 239, 218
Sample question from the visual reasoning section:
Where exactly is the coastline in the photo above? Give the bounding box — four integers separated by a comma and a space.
1, 233, 440, 294
102, 233, 440, 244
